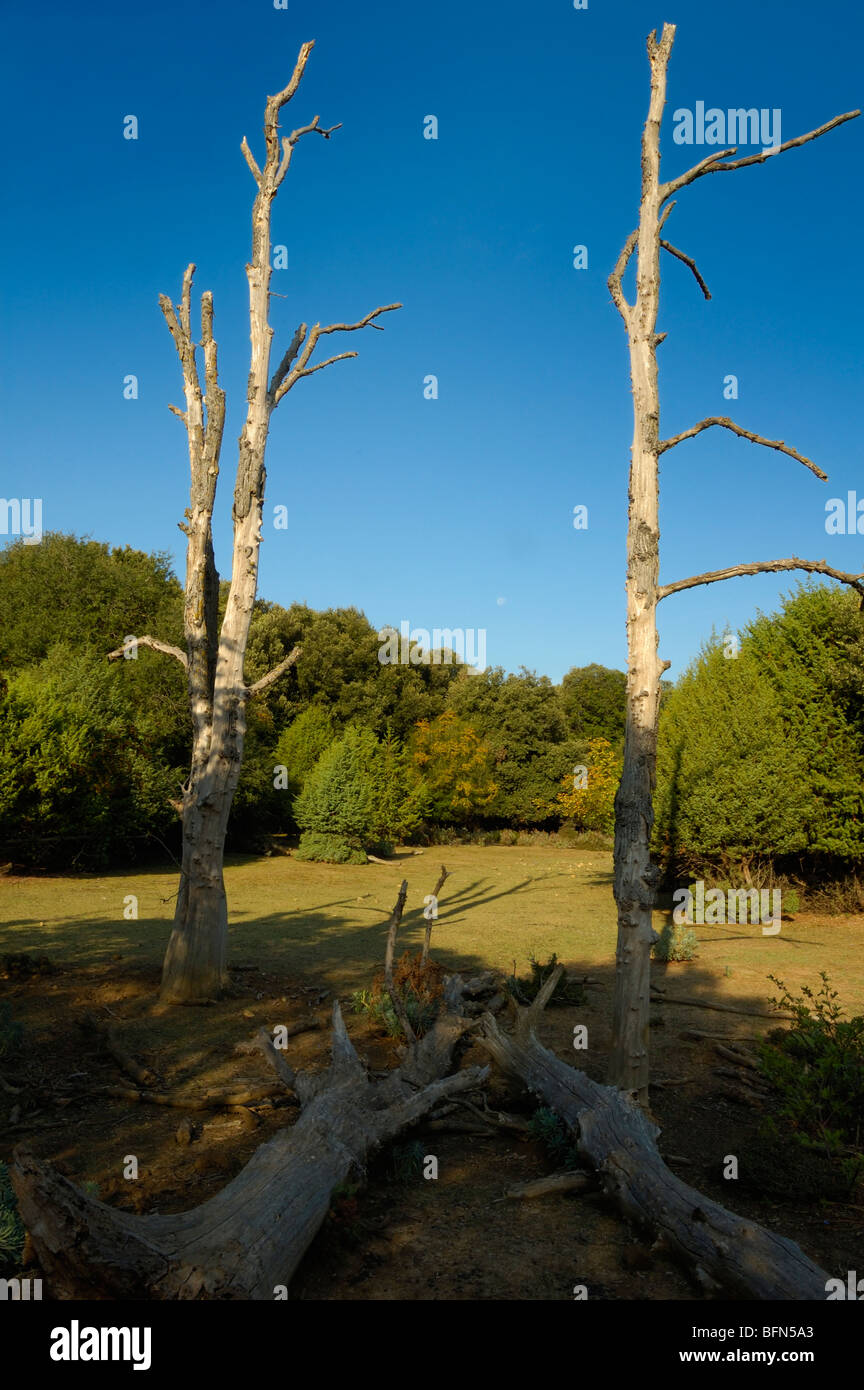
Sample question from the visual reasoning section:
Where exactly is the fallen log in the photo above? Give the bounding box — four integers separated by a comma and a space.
478, 968, 831, 1300
79, 1014, 157, 1088
12, 981, 486, 1300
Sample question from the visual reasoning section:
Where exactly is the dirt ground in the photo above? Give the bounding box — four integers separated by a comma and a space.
1, 847, 863, 1301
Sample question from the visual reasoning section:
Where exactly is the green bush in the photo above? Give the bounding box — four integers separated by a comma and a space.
757, 972, 864, 1194
654, 586, 864, 882
295, 831, 367, 864
294, 725, 418, 857
652, 921, 700, 962
529, 1107, 581, 1169
272, 706, 336, 806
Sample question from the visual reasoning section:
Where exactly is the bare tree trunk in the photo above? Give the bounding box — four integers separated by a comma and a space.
607, 28, 673, 1100
108, 42, 400, 1003
606, 24, 859, 1097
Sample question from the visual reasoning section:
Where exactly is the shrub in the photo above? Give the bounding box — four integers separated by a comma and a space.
351, 952, 445, 1037
295, 831, 367, 864
757, 973, 864, 1189
295, 725, 418, 857
652, 921, 699, 962
529, 1107, 580, 1169
273, 706, 336, 805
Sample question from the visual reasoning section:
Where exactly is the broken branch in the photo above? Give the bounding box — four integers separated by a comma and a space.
659, 239, 711, 299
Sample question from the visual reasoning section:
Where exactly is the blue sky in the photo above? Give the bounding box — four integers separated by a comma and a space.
1, 0, 861, 682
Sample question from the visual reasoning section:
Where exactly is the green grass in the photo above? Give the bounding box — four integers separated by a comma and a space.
1, 845, 862, 1017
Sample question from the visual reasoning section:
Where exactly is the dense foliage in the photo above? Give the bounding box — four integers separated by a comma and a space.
3, 538, 861, 888
654, 584, 864, 882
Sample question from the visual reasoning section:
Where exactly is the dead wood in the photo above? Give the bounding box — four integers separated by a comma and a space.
80, 1015, 157, 1088
477, 967, 831, 1299
12, 982, 485, 1299
506, 1171, 596, 1199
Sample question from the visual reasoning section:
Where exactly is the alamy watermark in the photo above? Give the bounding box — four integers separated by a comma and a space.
672, 102, 782, 151
673, 880, 781, 935
1, 497, 42, 544
378, 622, 487, 671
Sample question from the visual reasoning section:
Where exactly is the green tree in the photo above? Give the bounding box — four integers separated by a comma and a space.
559, 664, 626, 743
654, 586, 864, 877
0, 647, 179, 866
409, 710, 497, 823
445, 667, 584, 824
272, 706, 336, 803
294, 725, 417, 862
0, 533, 182, 672
551, 737, 621, 832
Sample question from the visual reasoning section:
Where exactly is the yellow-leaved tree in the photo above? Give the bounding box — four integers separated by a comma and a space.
409, 710, 497, 823
552, 737, 621, 833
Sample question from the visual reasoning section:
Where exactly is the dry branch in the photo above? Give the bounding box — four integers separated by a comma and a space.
506, 1171, 595, 1200
658, 416, 827, 479
421, 864, 450, 966
650, 990, 792, 1020
658, 557, 864, 602
79, 1016, 157, 1089
659, 239, 711, 298
245, 645, 301, 698
383, 880, 415, 1044
106, 635, 187, 668
661, 109, 860, 203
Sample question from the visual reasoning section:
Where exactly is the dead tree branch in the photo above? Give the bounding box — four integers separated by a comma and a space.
270, 304, 402, 407
421, 865, 450, 966
478, 993, 831, 1298
244, 645, 301, 699
658, 416, 827, 480
12, 992, 486, 1298
659, 239, 711, 298
106, 635, 188, 668
661, 110, 861, 203
383, 880, 415, 1043
658, 557, 864, 602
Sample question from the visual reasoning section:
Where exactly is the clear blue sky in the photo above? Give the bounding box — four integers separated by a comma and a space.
1, 0, 861, 681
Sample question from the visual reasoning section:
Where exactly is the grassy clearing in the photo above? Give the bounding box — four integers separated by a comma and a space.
1, 844, 863, 1016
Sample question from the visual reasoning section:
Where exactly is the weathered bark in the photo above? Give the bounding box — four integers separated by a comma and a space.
104, 41, 400, 1003
605, 24, 859, 1096
478, 977, 832, 1300
11, 988, 483, 1299
606, 26, 674, 1101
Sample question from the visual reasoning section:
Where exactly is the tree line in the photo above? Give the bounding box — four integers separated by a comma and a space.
1, 533, 862, 883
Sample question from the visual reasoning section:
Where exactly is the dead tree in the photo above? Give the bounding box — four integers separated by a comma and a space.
107, 41, 400, 1003
12, 980, 483, 1297
479, 969, 831, 1299
606, 23, 860, 1098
